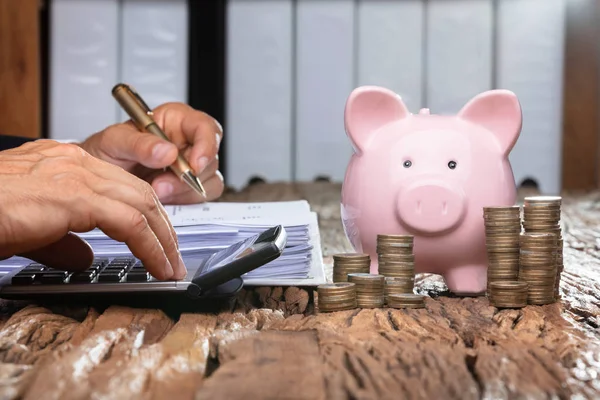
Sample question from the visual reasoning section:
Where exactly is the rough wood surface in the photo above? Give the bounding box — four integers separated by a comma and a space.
0, 182, 599, 399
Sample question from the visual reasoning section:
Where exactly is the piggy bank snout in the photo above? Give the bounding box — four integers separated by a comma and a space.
397, 182, 466, 234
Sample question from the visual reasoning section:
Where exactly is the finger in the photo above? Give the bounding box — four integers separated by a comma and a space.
93, 178, 186, 280
73, 194, 174, 280
198, 157, 219, 182
152, 158, 219, 202
80, 158, 185, 279
95, 127, 180, 170
158, 105, 222, 174
18, 233, 94, 272
155, 171, 224, 204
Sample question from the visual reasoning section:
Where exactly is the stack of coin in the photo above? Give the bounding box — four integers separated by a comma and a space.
332, 253, 370, 282
488, 281, 528, 308
348, 273, 385, 308
519, 232, 558, 305
384, 277, 414, 303
522, 196, 563, 300
483, 206, 522, 292
376, 235, 415, 288
316, 283, 357, 312
386, 293, 426, 309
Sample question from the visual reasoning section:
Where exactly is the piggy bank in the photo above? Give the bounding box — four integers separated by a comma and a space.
340, 86, 522, 295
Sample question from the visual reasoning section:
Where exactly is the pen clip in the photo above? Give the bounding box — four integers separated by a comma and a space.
115, 83, 154, 116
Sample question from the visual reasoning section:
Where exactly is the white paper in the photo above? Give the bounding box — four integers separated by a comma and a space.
164, 200, 311, 227
25, 201, 326, 286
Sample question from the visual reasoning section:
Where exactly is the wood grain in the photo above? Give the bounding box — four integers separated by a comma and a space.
561, 0, 600, 190
0, 182, 597, 399
0, 0, 40, 139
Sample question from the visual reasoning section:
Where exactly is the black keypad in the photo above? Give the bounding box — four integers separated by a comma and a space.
11, 257, 152, 286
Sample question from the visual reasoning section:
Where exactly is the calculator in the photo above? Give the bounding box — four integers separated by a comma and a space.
0, 225, 287, 303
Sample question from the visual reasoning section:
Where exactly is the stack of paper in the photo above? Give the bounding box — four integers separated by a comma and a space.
10, 200, 325, 286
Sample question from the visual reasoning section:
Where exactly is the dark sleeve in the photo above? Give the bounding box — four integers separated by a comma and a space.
0, 135, 36, 152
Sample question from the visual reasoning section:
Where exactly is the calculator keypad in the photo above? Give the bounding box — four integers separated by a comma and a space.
10, 257, 152, 285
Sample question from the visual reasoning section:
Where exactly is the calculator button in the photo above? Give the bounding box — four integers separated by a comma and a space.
69, 271, 96, 283
125, 272, 149, 282
103, 266, 126, 271
108, 261, 129, 266
112, 256, 132, 262
109, 258, 134, 267
98, 272, 123, 282
23, 264, 45, 272
12, 274, 36, 285
40, 272, 69, 284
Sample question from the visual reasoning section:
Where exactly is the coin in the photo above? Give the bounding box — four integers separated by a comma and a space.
518, 232, 557, 305
386, 293, 426, 309
483, 205, 522, 293
332, 253, 370, 283
384, 276, 414, 303
376, 234, 416, 293
348, 273, 385, 308
488, 281, 528, 308
522, 196, 562, 302
317, 282, 357, 312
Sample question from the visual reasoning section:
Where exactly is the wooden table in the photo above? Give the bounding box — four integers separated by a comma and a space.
0, 182, 599, 399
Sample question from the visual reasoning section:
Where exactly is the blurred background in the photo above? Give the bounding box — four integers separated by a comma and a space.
0, 0, 597, 194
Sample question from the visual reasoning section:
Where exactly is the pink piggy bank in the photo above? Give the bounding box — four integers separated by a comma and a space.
340, 86, 522, 295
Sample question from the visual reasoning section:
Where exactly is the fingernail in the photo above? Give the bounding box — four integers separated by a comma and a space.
176, 254, 187, 280
197, 156, 209, 173
153, 143, 172, 161
164, 260, 174, 279
154, 182, 173, 200
216, 133, 222, 149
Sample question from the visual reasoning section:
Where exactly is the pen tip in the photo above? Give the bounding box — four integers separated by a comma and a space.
181, 171, 207, 198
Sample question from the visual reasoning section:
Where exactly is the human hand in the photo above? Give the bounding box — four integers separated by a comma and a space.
0, 140, 185, 280
80, 102, 224, 204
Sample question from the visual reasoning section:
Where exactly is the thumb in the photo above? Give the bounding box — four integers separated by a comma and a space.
18, 233, 94, 272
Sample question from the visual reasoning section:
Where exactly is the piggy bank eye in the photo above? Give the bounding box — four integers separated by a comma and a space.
403, 160, 412, 168
448, 161, 457, 169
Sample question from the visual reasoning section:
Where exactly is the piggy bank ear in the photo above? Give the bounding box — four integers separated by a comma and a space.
458, 90, 522, 156
344, 86, 410, 153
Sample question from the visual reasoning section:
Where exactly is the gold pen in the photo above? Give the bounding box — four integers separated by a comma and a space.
111, 83, 207, 198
